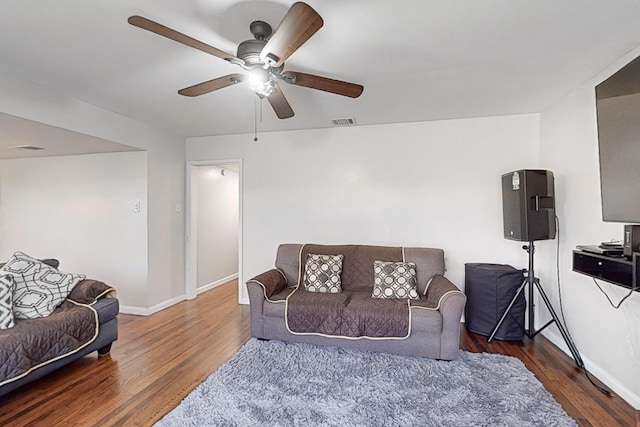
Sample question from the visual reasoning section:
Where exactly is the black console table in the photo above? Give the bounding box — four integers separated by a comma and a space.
572, 250, 638, 291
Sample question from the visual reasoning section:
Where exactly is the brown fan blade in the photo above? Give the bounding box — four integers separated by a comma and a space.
282, 71, 363, 98
178, 74, 245, 97
266, 83, 294, 119
128, 16, 244, 66
259, 2, 323, 68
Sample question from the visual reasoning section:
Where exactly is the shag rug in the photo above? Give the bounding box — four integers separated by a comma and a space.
156, 339, 577, 427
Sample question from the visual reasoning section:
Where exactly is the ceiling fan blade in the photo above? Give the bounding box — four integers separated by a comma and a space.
128, 16, 244, 66
281, 71, 364, 98
178, 74, 245, 97
266, 83, 295, 119
259, 2, 323, 68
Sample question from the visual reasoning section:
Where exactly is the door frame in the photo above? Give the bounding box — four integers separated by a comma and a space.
185, 159, 243, 302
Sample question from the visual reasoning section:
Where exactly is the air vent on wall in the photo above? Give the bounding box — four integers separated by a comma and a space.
331, 117, 357, 126
9, 145, 45, 151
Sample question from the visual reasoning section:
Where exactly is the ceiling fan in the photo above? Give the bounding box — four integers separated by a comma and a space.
128, 2, 364, 119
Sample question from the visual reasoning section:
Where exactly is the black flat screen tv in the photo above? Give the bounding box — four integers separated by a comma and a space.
595, 55, 640, 223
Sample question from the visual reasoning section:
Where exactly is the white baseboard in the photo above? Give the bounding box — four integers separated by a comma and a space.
118, 305, 149, 316
197, 273, 238, 295
119, 276, 240, 316
543, 329, 640, 410
120, 294, 187, 316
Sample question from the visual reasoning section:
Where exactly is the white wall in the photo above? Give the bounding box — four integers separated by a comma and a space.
0, 152, 148, 306
195, 165, 239, 289
538, 48, 640, 408
187, 114, 541, 303
0, 68, 185, 312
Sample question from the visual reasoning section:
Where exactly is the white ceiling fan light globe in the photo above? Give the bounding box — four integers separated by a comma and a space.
248, 68, 267, 86
248, 67, 275, 96
255, 81, 275, 97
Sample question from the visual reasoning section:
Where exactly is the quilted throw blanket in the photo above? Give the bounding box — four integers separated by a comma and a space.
285, 290, 411, 338
0, 300, 98, 386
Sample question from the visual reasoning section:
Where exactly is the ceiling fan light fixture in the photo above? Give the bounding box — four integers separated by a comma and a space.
248, 68, 267, 86
248, 68, 275, 97
254, 81, 276, 97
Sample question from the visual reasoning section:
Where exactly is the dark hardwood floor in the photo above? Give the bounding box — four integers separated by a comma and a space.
464, 328, 638, 426
0, 280, 636, 426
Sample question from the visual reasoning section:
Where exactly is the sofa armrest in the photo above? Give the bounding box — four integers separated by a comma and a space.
425, 275, 467, 360
68, 279, 115, 304
424, 275, 464, 307
246, 269, 286, 339
92, 297, 119, 324
246, 269, 287, 299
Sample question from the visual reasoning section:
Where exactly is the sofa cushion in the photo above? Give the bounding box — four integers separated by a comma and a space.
0, 252, 85, 319
263, 290, 444, 335
300, 245, 404, 291
0, 275, 15, 329
0, 300, 98, 385
39, 259, 61, 269
0, 258, 60, 270
303, 254, 344, 293
372, 261, 420, 299
286, 289, 411, 337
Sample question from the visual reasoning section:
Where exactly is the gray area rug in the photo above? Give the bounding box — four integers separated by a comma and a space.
156, 339, 577, 427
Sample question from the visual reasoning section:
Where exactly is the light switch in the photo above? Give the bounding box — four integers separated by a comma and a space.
175, 204, 182, 213
134, 202, 141, 213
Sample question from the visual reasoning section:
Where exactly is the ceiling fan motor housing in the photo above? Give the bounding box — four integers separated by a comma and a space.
236, 20, 275, 66
236, 39, 267, 66
249, 20, 272, 40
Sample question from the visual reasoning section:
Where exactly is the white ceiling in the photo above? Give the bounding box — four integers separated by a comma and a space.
1, 0, 640, 146
0, 113, 140, 159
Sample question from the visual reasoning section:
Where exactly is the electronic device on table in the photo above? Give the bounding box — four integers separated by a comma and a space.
576, 244, 623, 256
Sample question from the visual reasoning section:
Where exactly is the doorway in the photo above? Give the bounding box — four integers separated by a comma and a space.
185, 160, 242, 301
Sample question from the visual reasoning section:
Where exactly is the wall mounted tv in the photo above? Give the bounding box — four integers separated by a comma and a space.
595, 54, 640, 223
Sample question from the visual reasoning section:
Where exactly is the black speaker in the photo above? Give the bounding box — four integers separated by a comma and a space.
502, 169, 556, 242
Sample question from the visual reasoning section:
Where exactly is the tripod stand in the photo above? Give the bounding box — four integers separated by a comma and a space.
488, 241, 585, 369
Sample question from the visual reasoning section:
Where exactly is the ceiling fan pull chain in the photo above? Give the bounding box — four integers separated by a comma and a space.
254, 94, 259, 142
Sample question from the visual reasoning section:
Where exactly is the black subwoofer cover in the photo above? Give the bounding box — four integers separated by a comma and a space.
464, 263, 525, 341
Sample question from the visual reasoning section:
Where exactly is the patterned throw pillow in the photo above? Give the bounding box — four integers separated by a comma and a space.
0, 251, 86, 319
303, 254, 344, 293
372, 260, 420, 300
0, 274, 15, 329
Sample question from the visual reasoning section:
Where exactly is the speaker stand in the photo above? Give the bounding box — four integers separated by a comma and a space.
487, 241, 585, 369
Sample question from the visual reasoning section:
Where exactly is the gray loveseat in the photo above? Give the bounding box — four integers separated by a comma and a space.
247, 244, 466, 360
